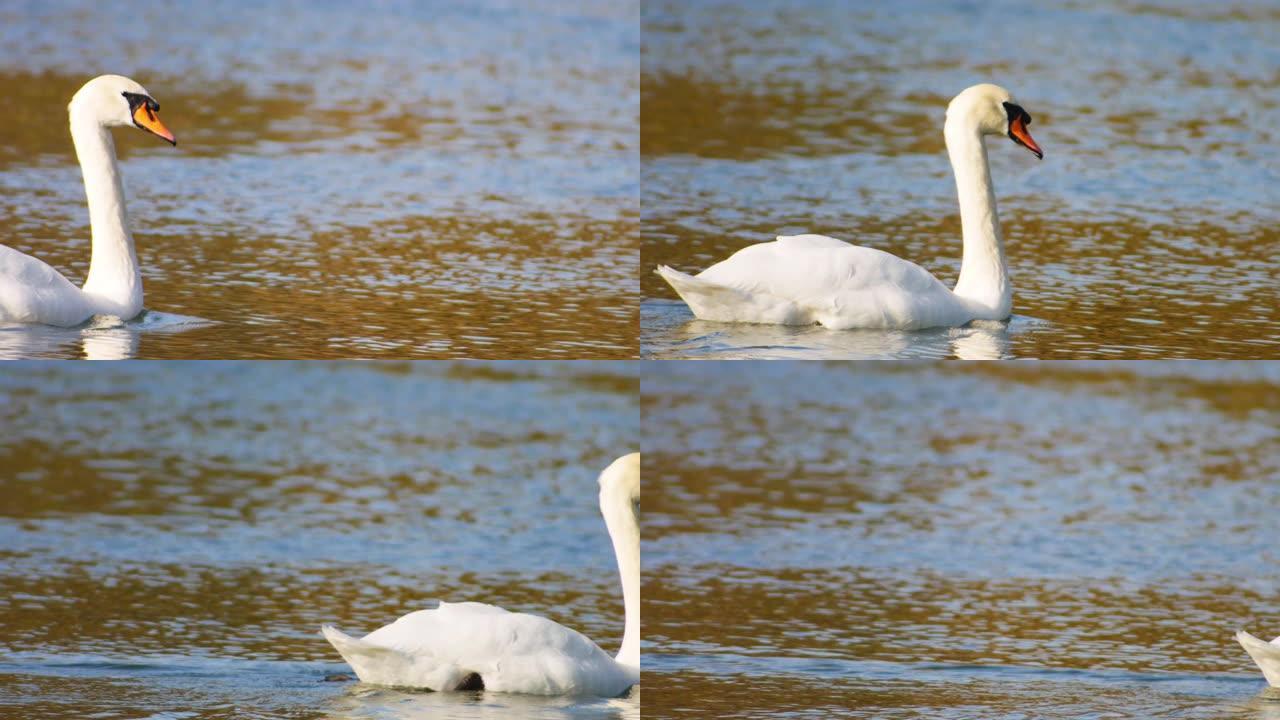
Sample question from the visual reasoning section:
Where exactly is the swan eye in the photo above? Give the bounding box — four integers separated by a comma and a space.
1002, 101, 1043, 159
122, 92, 159, 114
1002, 101, 1031, 126
122, 91, 177, 145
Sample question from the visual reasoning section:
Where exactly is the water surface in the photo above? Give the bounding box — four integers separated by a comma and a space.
0, 1, 638, 358
0, 361, 640, 718
641, 0, 1280, 359
642, 362, 1280, 718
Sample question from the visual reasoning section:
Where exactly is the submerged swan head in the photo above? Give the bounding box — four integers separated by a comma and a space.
69, 74, 176, 145
946, 83, 1041, 159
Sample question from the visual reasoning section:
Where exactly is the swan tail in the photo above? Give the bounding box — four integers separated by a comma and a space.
654, 265, 808, 325
1236, 630, 1280, 687
321, 624, 487, 691
322, 625, 414, 685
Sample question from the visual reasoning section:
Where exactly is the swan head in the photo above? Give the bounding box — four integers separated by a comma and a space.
599, 452, 640, 519
69, 74, 176, 146
947, 83, 1042, 159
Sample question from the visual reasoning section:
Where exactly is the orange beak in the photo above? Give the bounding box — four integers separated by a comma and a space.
1008, 112, 1041, 159
133, 104, 176, 146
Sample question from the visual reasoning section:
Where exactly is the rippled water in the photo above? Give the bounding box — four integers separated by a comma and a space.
642, 362, 1280, 718
0, 1, 638, 359
641, 0, 1280, 359
0, 362, 640, 718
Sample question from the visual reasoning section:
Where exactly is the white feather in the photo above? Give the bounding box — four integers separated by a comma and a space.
1237, 630, 1280, 687
657, 234, 966, 330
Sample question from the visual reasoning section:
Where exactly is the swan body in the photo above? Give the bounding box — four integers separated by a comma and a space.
1237, 630, 1280, 687
0, 74, 175, 327
657, 83, 1043, 331
657, 237, 973, 330
323, 453, 640, 697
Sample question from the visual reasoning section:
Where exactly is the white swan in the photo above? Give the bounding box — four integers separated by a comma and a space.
0, 74, 175, 327
1237, 630, 1280, 687
656, 83, 1043, 331
322, 452, 640, 697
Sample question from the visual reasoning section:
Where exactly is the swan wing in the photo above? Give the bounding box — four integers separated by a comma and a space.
1236, 630, 1280, 687
660, 234, 968, 330
767, 233, 861, 250
0, 245, 92, 327
323, 601, 634, 697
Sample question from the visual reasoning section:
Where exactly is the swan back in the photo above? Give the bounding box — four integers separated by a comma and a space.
323, 601, 635, 696
69, 75, 153, 128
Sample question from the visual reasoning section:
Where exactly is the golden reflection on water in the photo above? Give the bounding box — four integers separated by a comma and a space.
0, 559, 623, 661
0, 361, 638, 715
135, 213, 637, 359
641, 72, 947, 160
643, 672, 864, 719
0, 70, 315, 166
641, 1, 1280, 359
0, 559, 634, 718
940, 362, 1280, 419
647, 562, 1267, 673
645, 671, 1280, 720
0, 55, 637, 358
642, 363, 1279, 717
643, 210, 1280, 358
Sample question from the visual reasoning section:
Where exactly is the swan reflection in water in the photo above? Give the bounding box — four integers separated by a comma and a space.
642, 300, 1041, 360
0, 312, 211, 360
0, 319, 137, 360
323, 684, 639, 720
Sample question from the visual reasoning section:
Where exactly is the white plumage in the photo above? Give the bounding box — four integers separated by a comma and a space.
0, 245, 95, 327
1237, 630, 1280, 687
657, 83, 1044, 331
0, 74, 175, 326
657, 235, 968, 330
322, 453, 640, 697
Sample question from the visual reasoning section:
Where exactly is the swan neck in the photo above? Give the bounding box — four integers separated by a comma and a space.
945, 121, 1011, 319
71, 111, 142, 317
602, 486, 640, 671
